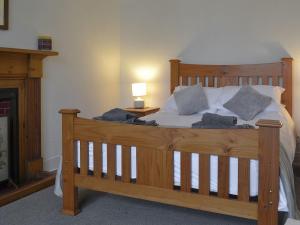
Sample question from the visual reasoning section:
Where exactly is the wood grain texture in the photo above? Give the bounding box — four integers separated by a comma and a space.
75, 175, 258, 220
80, 141, 88, 176
218, 156, 229, 198
93, 142, 102, 177
107, 144, 116, 181
181, 152, 191, 192
199, 154, 210, 195
0, 47, 58, 56
169, 59, 181, 93
137, 147, 173, 188
124, 107, 160, 118
122, 146, 131, 183
282, 58, 293, 116
238, 158, 250, 201
257, 125, 280, 225
74, 118, 259, 159
60, 110, 80, 215
26, 78, 41, 161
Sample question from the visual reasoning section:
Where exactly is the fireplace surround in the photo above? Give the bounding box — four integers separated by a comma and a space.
0, 47, 58, 184
0, 88, 18, 185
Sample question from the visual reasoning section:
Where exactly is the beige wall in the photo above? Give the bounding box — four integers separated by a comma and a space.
0, 0, 120, 171
119, 0, 300, 134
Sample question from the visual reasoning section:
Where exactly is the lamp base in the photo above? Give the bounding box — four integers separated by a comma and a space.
134, 100, 144, 109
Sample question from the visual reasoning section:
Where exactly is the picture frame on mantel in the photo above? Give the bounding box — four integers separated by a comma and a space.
0, 0, 8, 30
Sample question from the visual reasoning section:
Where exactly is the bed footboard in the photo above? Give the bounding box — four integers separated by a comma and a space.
60, 109, 282, 225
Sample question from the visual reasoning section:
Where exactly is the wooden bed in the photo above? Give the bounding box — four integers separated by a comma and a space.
60, 58, 293, 225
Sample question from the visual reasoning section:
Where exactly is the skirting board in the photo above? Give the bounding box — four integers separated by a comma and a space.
43, 155, 60, 172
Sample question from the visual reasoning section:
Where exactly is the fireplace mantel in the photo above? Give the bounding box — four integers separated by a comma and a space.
0, 47, 58, 183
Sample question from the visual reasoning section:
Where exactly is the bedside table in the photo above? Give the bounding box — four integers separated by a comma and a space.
125, 107, 160, 118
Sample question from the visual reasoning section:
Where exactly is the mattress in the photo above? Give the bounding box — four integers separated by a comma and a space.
75, 106, 296, 212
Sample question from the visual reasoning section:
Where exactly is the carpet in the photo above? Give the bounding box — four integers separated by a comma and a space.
0, 187, 256, 225
286, 218, 300, 225
0, 177, 299, 225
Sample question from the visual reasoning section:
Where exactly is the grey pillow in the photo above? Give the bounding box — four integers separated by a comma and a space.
174, 85, 209, 115
223, 86, 272, 121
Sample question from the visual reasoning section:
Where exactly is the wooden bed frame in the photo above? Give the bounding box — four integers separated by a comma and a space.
60, 58, 293, 225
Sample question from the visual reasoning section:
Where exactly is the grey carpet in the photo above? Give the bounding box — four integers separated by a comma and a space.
0, 177, 299, 225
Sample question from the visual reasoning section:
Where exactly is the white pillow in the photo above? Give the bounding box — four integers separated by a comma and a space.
252, 85, 284, 104
217, 85, 285, 113
161, 86, 222, 113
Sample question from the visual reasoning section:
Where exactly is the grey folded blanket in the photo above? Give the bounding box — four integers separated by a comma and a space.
192, 121, 254, 129
94, 108, 158, 126
94, 108, 136, 121
192, 113, 254, 129
202, 113, 237, 126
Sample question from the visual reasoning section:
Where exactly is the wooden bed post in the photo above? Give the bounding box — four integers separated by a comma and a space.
256, 120, 282, 225
170, 59, 181, 94
59, 109, 81, 216
281, 57, 293, 116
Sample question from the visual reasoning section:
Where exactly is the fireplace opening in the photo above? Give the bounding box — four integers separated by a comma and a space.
0, 89, 19, 188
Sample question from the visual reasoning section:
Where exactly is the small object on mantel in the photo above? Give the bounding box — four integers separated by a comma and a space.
38, 36, 52, 51
124, 107, 160, 118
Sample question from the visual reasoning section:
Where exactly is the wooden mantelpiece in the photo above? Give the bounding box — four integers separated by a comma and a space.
0, 47, 58, 183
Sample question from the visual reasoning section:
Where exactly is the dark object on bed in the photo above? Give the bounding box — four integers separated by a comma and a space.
94, 108, 137, 121
201, 113, 237, 126
94, 108, 158, 126
192, 113, 254, 129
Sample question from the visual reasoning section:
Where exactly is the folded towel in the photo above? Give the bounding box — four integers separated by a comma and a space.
94, 108, 158, 126
201, 113, 237, 126
126, 118, 158, 126
94, 108, 137, 121
192, 121, 254, 129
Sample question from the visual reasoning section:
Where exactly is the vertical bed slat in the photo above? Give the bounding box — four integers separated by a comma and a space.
165, 149, 174, 189
252, 77, 258, 85
208, 77, 214, 87
93, 142, 102, 177
122, 145, 131, 183
182, 76, 188, 85
238, 158, 250, 201
218, 156, 229, 198
262, 76, 269, 85
199, 154, 210, 195
242, 77, 249, 85
272, 76, 279, 86
107, 143, 116, 181
191, 76, 197, 85
181, 152, 191, 192
80, 141, 88, 176
200, 76, 205, 87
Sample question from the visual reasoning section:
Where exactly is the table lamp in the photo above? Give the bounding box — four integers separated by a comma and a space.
132, 83, 147, 108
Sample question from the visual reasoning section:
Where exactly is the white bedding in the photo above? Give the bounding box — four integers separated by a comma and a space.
74, 106, 296, 212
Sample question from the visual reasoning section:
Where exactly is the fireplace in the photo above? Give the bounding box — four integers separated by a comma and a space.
0, 89, 19, 186
0, 48, 58, 186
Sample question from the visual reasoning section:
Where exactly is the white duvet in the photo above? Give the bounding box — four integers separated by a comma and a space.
56, 106, 296, 212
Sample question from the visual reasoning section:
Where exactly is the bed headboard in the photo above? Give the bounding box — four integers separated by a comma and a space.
170, 58, 293, 116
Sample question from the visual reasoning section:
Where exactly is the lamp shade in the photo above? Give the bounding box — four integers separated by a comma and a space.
132, 83, 147, 97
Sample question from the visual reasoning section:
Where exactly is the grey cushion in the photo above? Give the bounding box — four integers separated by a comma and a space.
174, 85, 209, 115
223, 86, 272, 121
